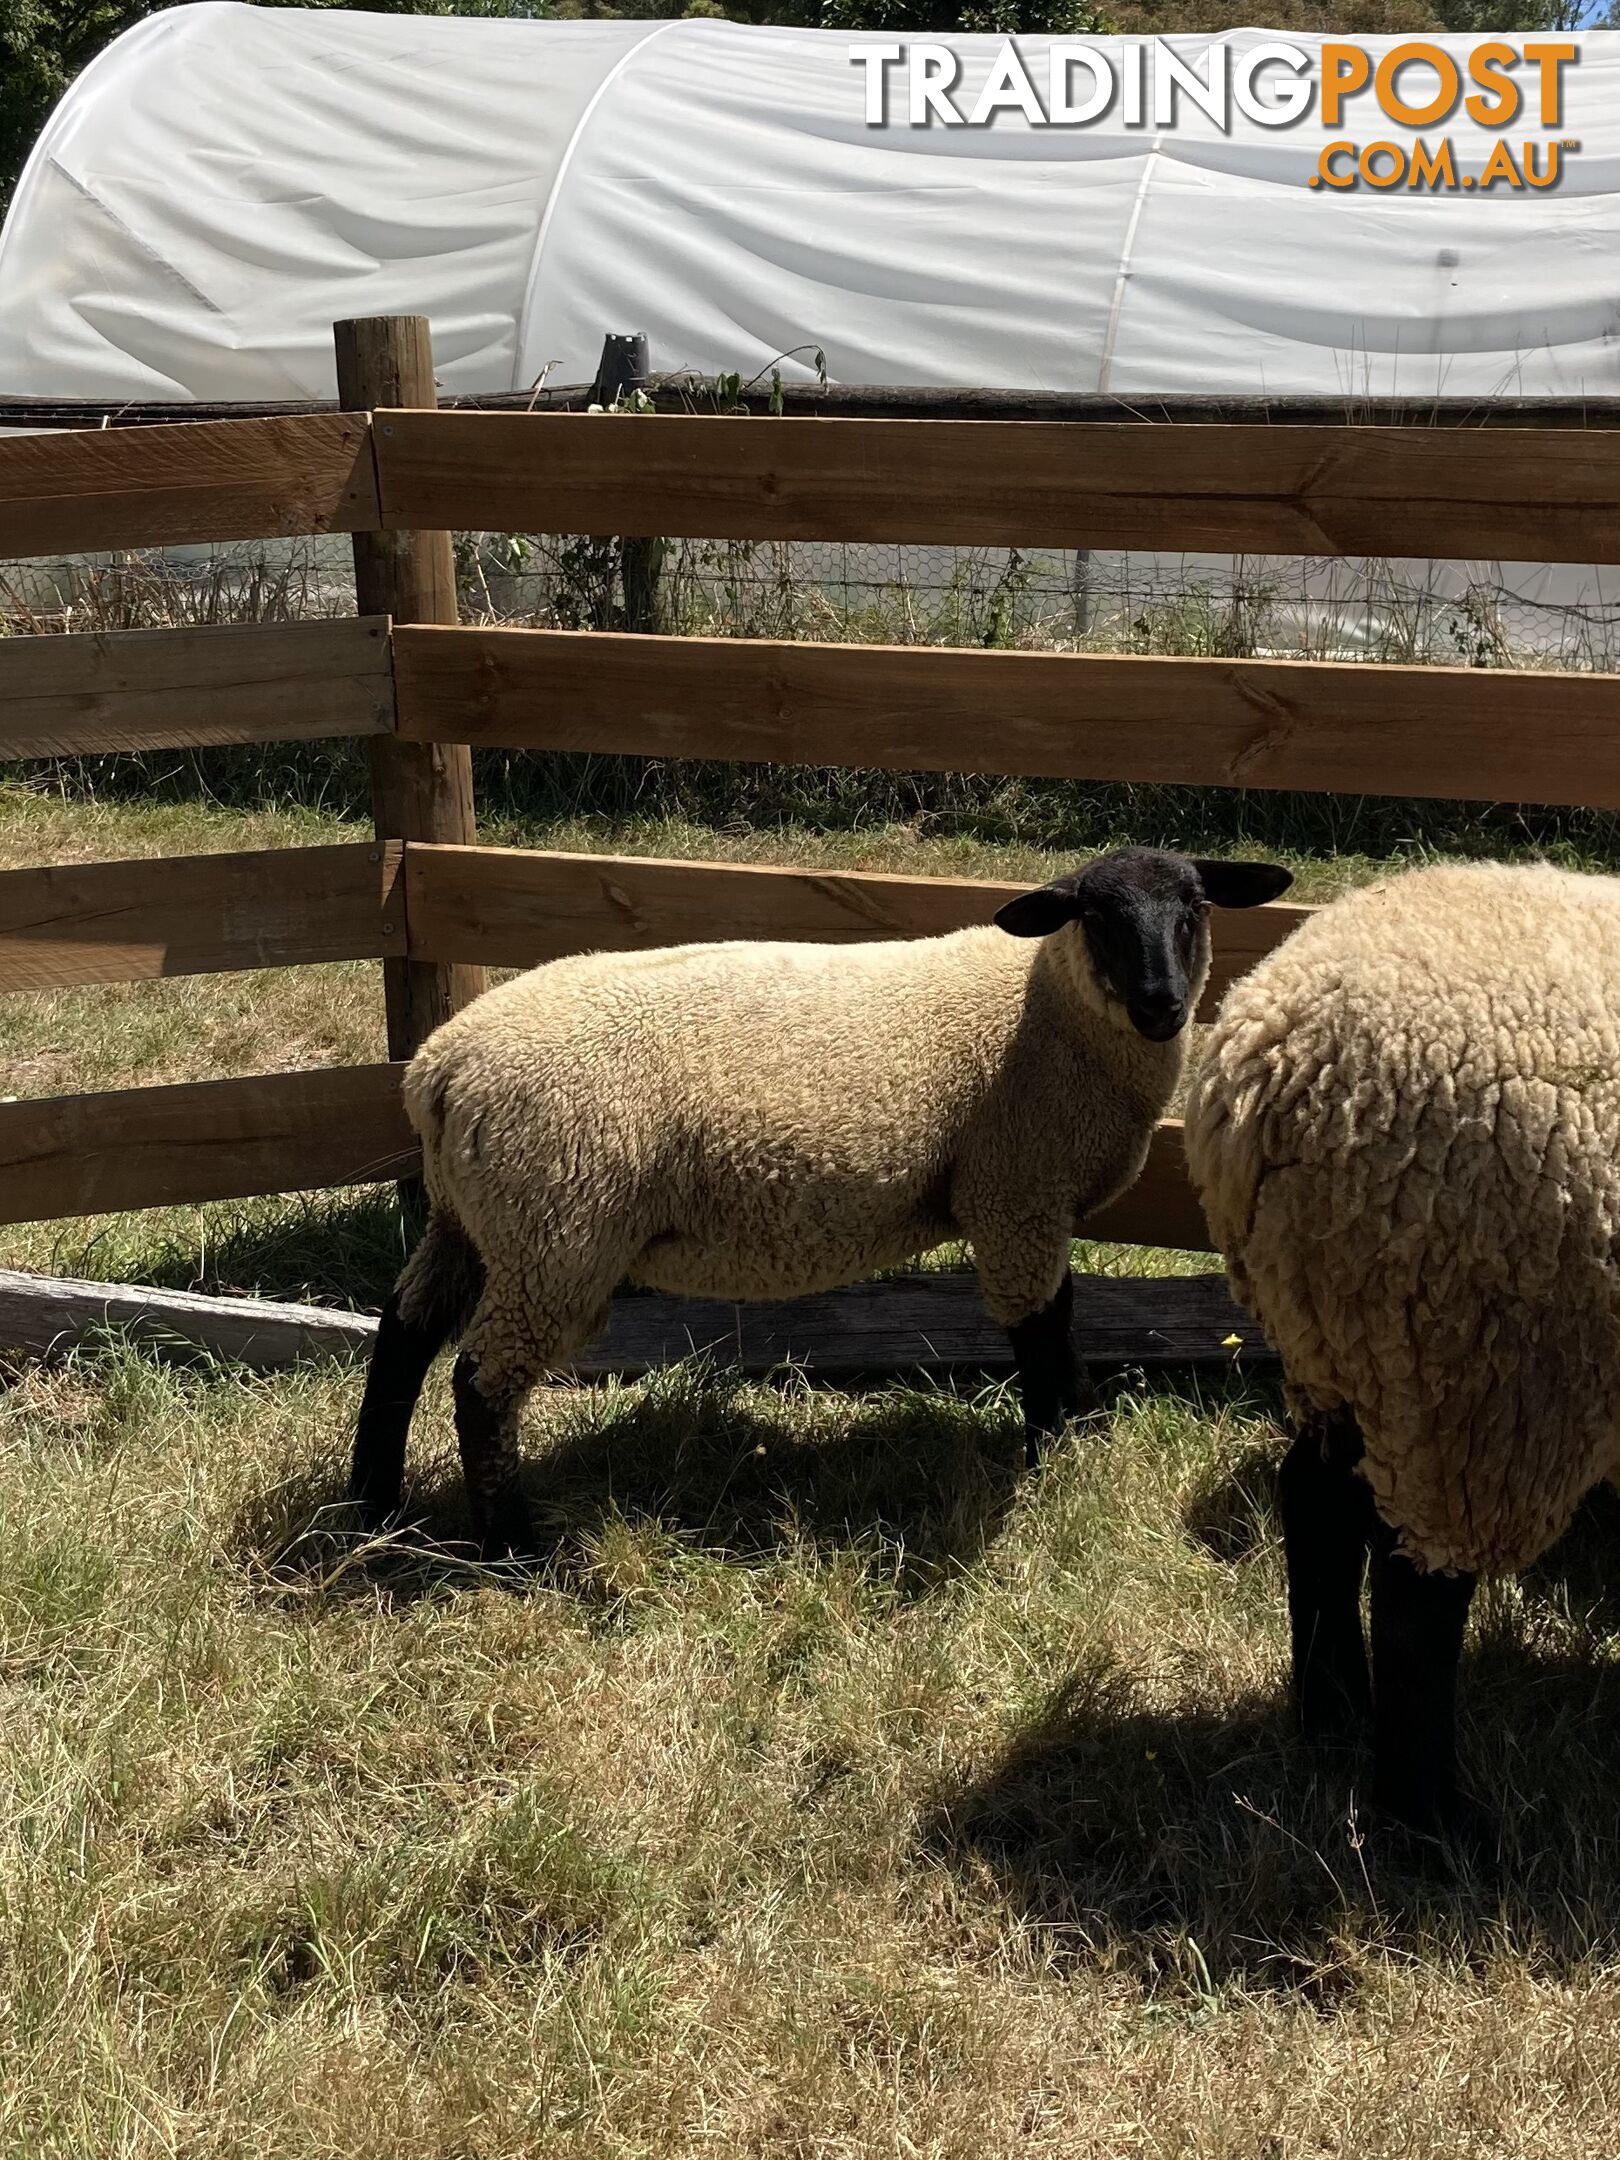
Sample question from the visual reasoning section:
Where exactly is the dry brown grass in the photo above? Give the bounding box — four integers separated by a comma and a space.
0, 790, 1618, 2156
5, 1350, 1620, 2158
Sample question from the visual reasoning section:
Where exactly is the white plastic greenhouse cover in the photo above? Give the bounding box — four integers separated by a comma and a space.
2, 4, 1620, 403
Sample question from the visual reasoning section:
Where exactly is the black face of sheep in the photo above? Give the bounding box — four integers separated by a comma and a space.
993, 849, 1294, 1040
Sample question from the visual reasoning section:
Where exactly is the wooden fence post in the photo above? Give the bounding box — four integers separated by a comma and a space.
334, 315, 485, 1060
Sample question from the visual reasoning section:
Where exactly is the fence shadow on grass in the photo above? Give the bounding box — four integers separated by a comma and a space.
234, 1362, 1027, 1607
927, 1478, 1620, 1996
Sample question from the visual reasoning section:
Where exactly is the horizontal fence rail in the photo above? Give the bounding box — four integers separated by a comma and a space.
373, 411, 1620, 562
0, 842, 404, 991
396, 626, 1620, 810
403, 842, 1308, 1015
17, 615, 1614, 818
1073, 1122, 1204, 1249
0, 618, 395, 759
0, 1056, 1205, 1247
9, 405, 1620, 564
0, 1064, 414, 1224
2, 413, 381, 557
574, 1265, 1260, 1377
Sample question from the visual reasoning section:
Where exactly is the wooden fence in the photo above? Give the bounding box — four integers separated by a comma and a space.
4, 314, 1619, 1269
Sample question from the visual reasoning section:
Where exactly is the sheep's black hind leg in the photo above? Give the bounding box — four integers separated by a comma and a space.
1278, 1409, 1375, 1745
350, 1292, 448, 1529
349, 1212, 483, 1530
452, 1353, 535, 1563
1367, 1517, 1480, 1844
1009, 1271, 1100, 1468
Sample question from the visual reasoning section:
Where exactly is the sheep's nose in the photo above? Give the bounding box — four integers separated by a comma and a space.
1129, 992, 1187, 1041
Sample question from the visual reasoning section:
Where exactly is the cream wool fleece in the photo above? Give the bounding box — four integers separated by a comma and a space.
1186, 860, 1620, 1578
400, 917, 1192, 1402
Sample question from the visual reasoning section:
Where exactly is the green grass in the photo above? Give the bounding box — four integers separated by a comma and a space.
16, 734, 1620, 906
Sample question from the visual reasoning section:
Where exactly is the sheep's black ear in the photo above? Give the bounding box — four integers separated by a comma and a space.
1192, 859, 1294, 909
993, 877, 1085, 939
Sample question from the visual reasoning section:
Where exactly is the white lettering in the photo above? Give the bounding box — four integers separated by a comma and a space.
850, 43, 904, 126
909, 42, 963, 125
1232, 41, 1313, 126
968, 39, 1047, 125
1048, 42, 1114, 124
1122, 41, 1146, 127
1153, 39, 1227, 128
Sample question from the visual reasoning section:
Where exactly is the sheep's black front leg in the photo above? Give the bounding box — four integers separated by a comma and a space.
1367, 1515, 1478, 1842
1008, 1271, 1100, 1468
1277, 1410, 1375, 1744
452, 1353, 536, 1563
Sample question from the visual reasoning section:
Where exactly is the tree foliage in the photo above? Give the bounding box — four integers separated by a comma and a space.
818, 0, 1110, 35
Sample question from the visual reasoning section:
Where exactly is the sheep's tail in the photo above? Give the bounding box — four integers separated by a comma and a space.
349, 1208, 486, 1530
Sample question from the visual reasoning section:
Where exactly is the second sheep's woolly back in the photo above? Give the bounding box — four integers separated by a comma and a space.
1186, 859, 1620, 1579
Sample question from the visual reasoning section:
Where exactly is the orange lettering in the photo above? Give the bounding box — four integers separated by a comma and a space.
1465, 40, 1519, 127
1321, 44, 1370, 127
1360, 140, 1407, 187
1375, 42, 1459, 128
1521, 39, 1576, 126
1408, 137, 1457, 188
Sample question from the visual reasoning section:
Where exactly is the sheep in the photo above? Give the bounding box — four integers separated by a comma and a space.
349, 847, 1291, 1559
1185, 858, 1620, 1844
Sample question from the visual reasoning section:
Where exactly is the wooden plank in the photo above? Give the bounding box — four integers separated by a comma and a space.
394, 625, 1620, 811
0, 1264, 1267, 1376
373, 411, 1620, 562
335, 315, 484, 1060
1086, 1121, 1210, 1250
0, 1269, 374, 1365
0, 1058, 1205, 1249
575, 1268, 1263, 1378
0, 617, 394, 760
0, 1064, 416, 1224
402, 842, 1308, 1016
1, 413, 380, 557
0, 842, 405, 991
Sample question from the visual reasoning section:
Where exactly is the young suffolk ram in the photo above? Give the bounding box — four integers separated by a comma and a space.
1187, 859, 1620, 1845
352, 846, 1290, 1558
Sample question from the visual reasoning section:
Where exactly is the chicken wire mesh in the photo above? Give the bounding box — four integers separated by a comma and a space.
464, 536, 1620, 671
6, 534, 1620, 672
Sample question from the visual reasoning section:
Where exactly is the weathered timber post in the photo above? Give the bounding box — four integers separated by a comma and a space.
334, 314, 485, 1060
592, 331, 663, 635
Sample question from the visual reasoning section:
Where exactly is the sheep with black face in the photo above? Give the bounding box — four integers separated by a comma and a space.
351, 846, 1291, 1557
